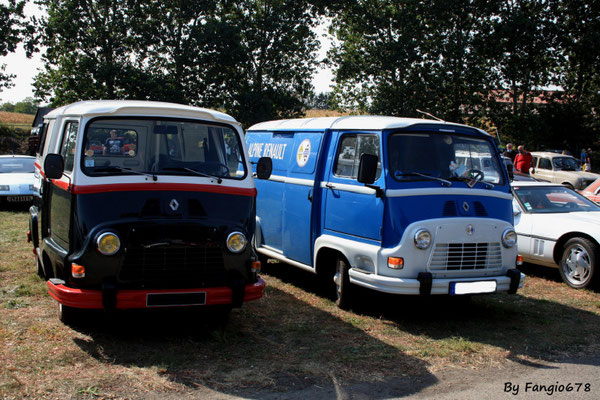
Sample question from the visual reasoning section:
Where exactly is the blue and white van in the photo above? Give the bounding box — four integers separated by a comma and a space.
246, 116, 524, 308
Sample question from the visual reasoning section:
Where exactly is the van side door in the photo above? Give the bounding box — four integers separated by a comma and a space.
281, 132, 323, 265
48, 120, 78, 250
323, 132, 384, 242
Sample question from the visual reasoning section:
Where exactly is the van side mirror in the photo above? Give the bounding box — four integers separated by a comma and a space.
256, 157, 272, 180
357, 153, 378, 184
44, 153, 64, 180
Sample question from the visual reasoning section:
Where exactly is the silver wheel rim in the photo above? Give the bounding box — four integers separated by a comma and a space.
333, 262, 342, 299
563, 244, 591, 286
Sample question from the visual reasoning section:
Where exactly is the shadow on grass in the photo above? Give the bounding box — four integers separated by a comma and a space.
262, 261, 600, 367
69, 284, 436, 399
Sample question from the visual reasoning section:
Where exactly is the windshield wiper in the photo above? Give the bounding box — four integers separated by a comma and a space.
162, 167, 223, 184
395, 172, 452, 187
93, 166, 157, 181
449, 175, 495, 189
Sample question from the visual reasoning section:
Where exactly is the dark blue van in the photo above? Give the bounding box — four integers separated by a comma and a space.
246, 116, 524, 308
29, 100, 270, 322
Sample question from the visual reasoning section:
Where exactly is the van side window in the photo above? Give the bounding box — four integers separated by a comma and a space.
538, 158, 552, 170
37, 123, 49, 156
334, 134, 381, 179
60, 121, 79, 173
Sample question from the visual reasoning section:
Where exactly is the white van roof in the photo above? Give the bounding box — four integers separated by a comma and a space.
248, 115, 489, 134
44, 100, 239, 125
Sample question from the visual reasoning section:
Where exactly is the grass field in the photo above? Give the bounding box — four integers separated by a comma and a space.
0, 112, 34, 129
1, 209, 600, 399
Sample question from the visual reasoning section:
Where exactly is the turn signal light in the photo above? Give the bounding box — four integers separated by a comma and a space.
251, 261, 261, 273
388, 257, 404, 269
516, 255, 523, 266
72, 263, 85, 278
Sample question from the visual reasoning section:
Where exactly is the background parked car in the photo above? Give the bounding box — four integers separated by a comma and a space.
512, 181, 600, 289
0, 155, 36, 205
529, 151, 598, 190
579, 177, 600, 204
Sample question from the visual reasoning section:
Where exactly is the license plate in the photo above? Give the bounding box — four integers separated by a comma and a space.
7, 196, 33, 202
450, 281, 496, 295
146, 292, 206, 307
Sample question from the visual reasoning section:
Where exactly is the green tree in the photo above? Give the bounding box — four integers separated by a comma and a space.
33, 0, 149, 104
34, 0, 320, 127
327, 0, 497, 122
0, 0, 34, 91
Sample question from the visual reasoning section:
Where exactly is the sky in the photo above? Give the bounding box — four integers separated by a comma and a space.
0, 5, 335, 105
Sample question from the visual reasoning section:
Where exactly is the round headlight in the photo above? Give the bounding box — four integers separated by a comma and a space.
502, 229, 517, 248
414, 229, 432, 250
227, 232, 247, 253
97, 232, 121, 255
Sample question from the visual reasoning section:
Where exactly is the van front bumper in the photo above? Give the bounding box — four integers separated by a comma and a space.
348, 269, 525, 295
47, 278, 265, 309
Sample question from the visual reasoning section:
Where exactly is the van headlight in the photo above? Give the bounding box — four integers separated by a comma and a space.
502, 229, 517, 248
97, 232, 121, 255
227, 232, 247, 253
414, 229, 432, 249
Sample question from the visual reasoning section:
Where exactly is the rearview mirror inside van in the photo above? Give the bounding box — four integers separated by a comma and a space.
44, 153, 64, 180
357, 153, 378, 184
256, 157, 272, 180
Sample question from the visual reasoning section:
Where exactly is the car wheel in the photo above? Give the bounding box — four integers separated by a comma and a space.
559, 237, 598, 289
58, 303, 77, 325
36, 257, 45, 279
333, 257, 353, 309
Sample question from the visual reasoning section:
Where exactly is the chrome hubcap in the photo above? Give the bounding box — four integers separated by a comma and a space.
333, 264, 341, 298
563, 245, 591, 285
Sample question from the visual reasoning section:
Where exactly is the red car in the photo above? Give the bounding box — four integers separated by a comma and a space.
579, 177, 600, 204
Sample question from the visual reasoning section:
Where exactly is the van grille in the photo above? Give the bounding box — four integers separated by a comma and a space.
119, 245, 227, 287
429, 242, 502, 271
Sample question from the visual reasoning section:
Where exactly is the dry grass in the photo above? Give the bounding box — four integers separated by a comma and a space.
1, 210, 600, 399
0, 112, 34, 126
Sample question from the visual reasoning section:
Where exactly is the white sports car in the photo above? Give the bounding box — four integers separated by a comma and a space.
512, 181, 600, 289
0, 155, 36, 205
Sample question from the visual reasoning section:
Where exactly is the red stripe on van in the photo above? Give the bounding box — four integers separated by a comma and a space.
69, 183, 257, 197
52, 180, 70, 191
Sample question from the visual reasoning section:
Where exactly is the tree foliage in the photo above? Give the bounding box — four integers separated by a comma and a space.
33, 0, 319, 127
0, 0, 35, 91
327, 0, 600, 152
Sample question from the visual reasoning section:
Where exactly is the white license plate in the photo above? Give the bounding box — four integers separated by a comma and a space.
7, 196, 33, 202
450, 281, 496, 295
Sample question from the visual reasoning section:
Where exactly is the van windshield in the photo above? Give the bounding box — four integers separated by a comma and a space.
82, 118, 246, 180
388, 132, 504, 185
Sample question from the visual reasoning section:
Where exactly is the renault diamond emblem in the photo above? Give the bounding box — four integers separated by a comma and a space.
169, 199, 179, 211
466, 225, 475, 235
462, 201, 470, 212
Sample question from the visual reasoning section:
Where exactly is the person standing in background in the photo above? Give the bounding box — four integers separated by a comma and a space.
514, 145, 533, 174
504, 143, 517, 163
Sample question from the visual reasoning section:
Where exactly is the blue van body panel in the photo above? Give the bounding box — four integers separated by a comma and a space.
248, 130, 324, 265
381, 195, 512, 248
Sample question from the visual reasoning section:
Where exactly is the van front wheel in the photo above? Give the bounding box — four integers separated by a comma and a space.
334, 257, 353, 309
58, 303, 77, 325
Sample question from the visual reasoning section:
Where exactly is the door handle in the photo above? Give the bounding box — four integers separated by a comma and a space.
325, 183, 335, 189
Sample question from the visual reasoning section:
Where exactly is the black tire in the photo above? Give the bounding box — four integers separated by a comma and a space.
559, 237, 598, 289
58, 303, 77, 325
334, 257, 353, 309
